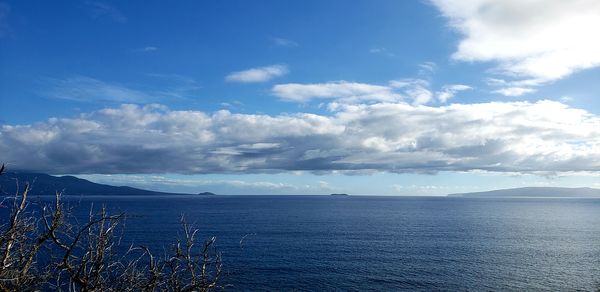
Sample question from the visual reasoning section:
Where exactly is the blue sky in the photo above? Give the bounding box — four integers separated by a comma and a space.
1, 0, 600, 195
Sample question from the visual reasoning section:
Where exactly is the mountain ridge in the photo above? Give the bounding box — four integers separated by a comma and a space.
0, 172, 205, 196
448, 187, 600, 198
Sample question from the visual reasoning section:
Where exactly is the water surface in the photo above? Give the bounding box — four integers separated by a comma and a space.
44, 195, 600, 290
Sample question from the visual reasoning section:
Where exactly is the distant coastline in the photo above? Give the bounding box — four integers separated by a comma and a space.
448, 187, 600, 198
0, 172, 210, 197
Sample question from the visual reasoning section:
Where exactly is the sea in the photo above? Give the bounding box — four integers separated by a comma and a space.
29, 195, 600, 290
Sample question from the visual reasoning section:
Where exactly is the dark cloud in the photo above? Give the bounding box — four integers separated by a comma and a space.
1, 101, 599, 175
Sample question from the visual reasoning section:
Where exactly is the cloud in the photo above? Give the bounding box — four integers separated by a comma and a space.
2, 101, 600, 175
273, 79, 469, 105
369, 47, 395, 57
225, 65, 288, 83
40, 75, 201, 103
484, 77, 538, 96
389, 79, 434, 105
430, 0, 600, 85
144, 73, 201, 99
134, 46, 158, 52
76, 173, 336, 194
436, 84, 472, 102
268, 37, 299, 47
492, 87, 535, 97
560, 96, 574, 103
85, 1, 127, 23
272, 81, 401, 103
42, 76, 152, 103
82, 175, 299, 191
418, 62, 437, 75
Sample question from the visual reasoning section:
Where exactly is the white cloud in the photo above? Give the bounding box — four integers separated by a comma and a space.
418, 61, 437, 75
225, 65, 288, 83
89, 175, 297, 190
560, 96, 574, 103
389, 79, 434, 105
436, 84, 472, 102
431, 0, 600, 84
269, 37, 299, 47
273, 79, 469, 105
272, 81, 402, 103
2, 101, 600, 175
76, 173, 336, 195
369, 47, 395, 57
40, 75, 201, 103
484, 78, 538, 96
135, 46, 158, 52
42, 76, 152, 103
492, 87, 536, 97
144, 73, 202, 99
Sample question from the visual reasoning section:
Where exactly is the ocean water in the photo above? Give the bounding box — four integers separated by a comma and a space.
33, 196, 600, 290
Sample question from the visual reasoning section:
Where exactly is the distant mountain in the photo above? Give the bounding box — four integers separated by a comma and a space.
0, 172, 206, 196
448, 187, 600, 198
198, 192, 217, 196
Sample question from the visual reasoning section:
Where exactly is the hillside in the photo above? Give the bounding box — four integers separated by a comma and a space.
0, 172, 199, 196
448, 187, 600, 198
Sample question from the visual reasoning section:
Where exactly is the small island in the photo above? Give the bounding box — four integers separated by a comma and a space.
330, 193, 349, 196
198, 192, 217, 196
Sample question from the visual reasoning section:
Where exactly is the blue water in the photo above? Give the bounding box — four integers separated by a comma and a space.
39, 196, 600, 290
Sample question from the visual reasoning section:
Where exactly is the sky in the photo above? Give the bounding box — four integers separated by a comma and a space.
1, 0, 600, 195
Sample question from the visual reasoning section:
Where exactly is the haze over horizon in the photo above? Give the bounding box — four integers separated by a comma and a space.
2, 0, 600, 195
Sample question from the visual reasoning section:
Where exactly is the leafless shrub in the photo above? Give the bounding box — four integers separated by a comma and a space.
0, 164, 224, 291
0, 180, 53, 291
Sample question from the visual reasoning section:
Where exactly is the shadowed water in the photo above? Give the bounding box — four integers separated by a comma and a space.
33, 195, 600, 290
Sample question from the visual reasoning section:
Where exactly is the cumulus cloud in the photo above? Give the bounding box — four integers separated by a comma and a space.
2, 101, 600, 175
389, 79, 434, 105
225, 65, 288, 83
273, 79, 468, 105
430, 0, 600, 90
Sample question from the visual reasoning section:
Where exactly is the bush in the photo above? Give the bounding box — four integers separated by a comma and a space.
0, 164, 224, 291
